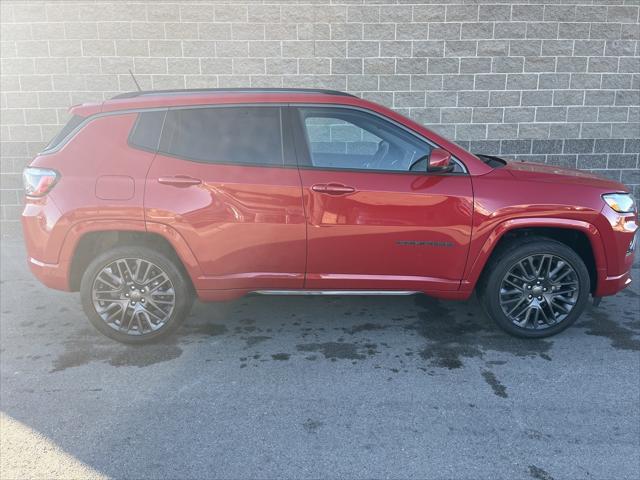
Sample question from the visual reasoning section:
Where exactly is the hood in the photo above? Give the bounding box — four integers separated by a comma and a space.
502, 160, 627, 192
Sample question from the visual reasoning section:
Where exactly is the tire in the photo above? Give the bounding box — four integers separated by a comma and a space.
478, 237, 590, 338
80, 246, 193, 344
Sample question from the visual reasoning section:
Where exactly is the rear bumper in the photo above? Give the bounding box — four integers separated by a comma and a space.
27, 256, 71, 291
22, 197, 72, 291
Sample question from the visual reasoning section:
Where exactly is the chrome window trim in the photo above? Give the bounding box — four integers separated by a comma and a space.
39, 107, 169, 155
39, 102, 468, 175
292, 103, 469, 174
38, 103, 289, 156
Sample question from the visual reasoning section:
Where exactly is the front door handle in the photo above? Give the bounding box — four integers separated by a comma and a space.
311, 183, 356, 195
157, 175, 202, 187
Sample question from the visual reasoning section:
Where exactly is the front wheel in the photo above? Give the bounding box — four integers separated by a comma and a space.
80, 246, 193, 344
478, 238, 591, 338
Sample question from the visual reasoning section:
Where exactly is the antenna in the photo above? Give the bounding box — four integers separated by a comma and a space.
128, 69, 142, 92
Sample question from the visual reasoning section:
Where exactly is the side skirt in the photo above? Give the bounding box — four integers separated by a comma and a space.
252, 290, 420, 296
195, 289, 472, 302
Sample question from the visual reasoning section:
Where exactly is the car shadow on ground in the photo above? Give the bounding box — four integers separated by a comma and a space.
2, 234, 639, 479
2, 232, 638, 384
46, 282, 640, 390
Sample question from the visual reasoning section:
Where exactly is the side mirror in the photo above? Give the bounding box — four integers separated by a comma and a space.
428, 148, 453, 173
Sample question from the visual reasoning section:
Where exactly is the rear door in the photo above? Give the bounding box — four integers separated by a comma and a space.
142, 105, 306, 291
291, 105, 473, 292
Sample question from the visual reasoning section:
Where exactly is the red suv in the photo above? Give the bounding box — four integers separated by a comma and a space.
22, 88, 637, 343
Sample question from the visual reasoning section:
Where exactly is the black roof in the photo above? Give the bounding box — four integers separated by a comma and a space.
112, 88, 356, 100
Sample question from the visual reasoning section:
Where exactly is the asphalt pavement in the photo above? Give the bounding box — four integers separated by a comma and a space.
1, 232, 638, 479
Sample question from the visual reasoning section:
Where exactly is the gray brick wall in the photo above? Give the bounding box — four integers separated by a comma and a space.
1, 0, 639, 226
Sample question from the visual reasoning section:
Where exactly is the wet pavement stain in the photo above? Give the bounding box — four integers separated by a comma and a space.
108, 345, 183, 368
528, 465, 555, 480
245, 335, 272, 348
50, 349, 95, 373
580, 307, 640, 352
624, 319, 640, 330
416, 342, 478, 369
525, 429, 552, 441
409, 296, 553, 369
302, 418, 323, 434
407, 295, 555, 397
182, 323, 228, 338
342, 323, 388, 335
620, 287, 639, 299
296, 342, 371, 361
50, 322, 229, 372
50, 331, 185, 372
271, 353, 290, 361
481, 370, 508, 398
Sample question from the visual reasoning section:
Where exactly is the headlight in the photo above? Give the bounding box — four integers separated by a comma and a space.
602, 193, 636, 214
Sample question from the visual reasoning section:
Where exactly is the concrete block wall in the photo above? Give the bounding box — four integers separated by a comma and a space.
1, 1, 639, 227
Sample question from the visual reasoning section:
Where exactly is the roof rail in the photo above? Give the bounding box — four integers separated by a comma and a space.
111, 87, 357, 100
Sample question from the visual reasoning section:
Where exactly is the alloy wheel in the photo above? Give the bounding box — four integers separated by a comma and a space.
499, 254, 580, 330
91, 258, 176, 335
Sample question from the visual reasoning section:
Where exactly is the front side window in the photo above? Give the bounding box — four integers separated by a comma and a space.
298, 107, 465, 173
159, 106, 283, 166
298, 107, 437, 172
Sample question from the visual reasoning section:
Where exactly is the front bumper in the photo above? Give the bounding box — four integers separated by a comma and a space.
596, 269, 633, 297
594, 207, 637, 297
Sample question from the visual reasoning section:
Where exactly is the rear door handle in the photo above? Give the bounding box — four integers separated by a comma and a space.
311, 183, 356, 195
157, 176, 202, 187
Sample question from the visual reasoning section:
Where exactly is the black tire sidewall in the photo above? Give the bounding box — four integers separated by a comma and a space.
80, 246, 193, 344
480, 239, 591, 338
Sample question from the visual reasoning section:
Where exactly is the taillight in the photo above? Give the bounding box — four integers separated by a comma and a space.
23, 167, 59, 197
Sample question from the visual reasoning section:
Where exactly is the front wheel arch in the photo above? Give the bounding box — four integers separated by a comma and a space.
474, 223, 602, 295
477, 237, 591, 338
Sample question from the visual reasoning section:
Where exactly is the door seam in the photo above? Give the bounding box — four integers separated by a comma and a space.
286, 104, 310, 288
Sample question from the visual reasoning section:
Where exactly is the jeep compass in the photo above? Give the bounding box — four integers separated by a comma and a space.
21, 88, 638, 343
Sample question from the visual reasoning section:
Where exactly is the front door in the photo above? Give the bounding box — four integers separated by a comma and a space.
291, 105, 473, 292
144, 105, 306, 291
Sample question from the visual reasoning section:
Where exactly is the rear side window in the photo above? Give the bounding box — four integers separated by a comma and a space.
44, 115, 85, 151
129, 110, 166, 152
159, 107, 283, 166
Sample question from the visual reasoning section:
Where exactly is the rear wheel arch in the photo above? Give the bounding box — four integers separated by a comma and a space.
69, 229, 196, 292
80, 244, 194, 343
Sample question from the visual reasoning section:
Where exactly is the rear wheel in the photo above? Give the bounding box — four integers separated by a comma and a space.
80, 246, 193, 344
478, 238, 590, 338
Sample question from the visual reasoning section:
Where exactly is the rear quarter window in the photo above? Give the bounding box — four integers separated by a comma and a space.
43, 115, 85, 151
129, 110, 166, 152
